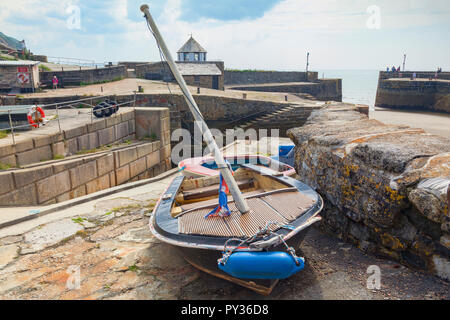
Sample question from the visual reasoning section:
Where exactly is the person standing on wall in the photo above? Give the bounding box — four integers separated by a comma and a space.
52, 76, 59, 90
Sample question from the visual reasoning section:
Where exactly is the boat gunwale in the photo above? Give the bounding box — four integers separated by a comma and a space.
179, 154, 296, 177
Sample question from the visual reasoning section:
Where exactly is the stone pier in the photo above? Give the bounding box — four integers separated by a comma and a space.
375, 71, 450, 113
288, 104, 450, 280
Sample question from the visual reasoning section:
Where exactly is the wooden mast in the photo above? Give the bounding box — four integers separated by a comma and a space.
140, 4, 250, 214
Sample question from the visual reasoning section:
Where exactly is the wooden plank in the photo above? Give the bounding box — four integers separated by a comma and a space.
183, 179, 254, 201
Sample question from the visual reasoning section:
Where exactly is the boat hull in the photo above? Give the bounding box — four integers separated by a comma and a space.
150, 168, 322, 251
173, 227, 311, 295
149, 164, 323, 294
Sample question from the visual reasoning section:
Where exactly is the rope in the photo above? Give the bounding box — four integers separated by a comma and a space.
145, 19, 205, 121
217, 221, 300, 267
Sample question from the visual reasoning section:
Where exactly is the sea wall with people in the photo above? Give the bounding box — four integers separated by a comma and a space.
287, 104, 450, 280
375, 71, 450, 113
379, 71, 450, 81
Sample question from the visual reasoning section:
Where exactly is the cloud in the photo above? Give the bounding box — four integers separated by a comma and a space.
0, 0, 448, 70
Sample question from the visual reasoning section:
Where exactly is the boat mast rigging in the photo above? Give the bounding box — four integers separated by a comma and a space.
140, 4, 250, 214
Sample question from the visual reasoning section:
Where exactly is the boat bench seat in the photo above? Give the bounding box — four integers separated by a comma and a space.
179, 189, 265, 212
182, 179, 254, 201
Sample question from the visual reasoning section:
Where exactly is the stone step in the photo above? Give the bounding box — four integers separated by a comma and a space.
234, 106, 297, 130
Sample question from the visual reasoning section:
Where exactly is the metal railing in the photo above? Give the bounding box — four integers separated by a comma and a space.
0, 93, 138, 145
46, 56, 120, 68
47, 56, 96, 67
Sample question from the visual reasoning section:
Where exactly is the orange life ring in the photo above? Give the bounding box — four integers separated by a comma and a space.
27, 106, 45, 128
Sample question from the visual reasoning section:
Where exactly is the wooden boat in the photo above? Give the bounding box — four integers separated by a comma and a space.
150, 164, 323, 294
141, 4, 323, 295
178, 154, 297, 178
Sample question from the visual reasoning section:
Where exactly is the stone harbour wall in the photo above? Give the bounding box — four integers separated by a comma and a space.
0, 140, 170, 206
224, 70, 318, 85
287, 104, 450, 280
228, 79, 343, 102
118, 61, 149, 69
0, 107, 171, 206
39, 66, 127, 87
132, 93, 289, 122
0, 110, 136, 167
16, 93, 294, 141
379, 71, 450, 81
375, 72, 450, 113
245, 104, 324, 136
128, 93, 295, 136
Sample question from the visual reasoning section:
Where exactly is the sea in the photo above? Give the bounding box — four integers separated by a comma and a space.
317, 69, 380, 110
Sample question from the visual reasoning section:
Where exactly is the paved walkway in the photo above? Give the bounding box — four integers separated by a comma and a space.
19, 78, 450, 140
0, 171, 448, 300
22, 78, 311, 105
370, 108, 450, 138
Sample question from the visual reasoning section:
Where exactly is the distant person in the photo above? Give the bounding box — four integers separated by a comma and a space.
386, 66, 390, 72
52, 76, 59, 90
392, 66, 396, 72
437, 67, 442, 73
397, 66, 401, 72
412, 72, 417, 80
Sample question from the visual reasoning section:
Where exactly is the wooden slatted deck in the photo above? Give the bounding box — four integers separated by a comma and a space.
178, 190, 315, 237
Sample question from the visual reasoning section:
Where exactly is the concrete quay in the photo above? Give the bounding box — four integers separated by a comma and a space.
0, 169, 447, 300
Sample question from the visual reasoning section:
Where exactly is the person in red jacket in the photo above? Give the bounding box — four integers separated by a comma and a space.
52, 76, 59, 90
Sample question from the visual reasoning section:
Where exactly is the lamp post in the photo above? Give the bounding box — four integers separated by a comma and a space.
306, 52, 310, 73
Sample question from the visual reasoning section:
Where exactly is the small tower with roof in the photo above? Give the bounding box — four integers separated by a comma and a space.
177, 35, 207, 62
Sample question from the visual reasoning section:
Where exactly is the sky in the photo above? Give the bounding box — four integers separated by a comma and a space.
0, 0, 449, 71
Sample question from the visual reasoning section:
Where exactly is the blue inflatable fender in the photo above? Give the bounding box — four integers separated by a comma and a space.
218, 251, 305, 280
